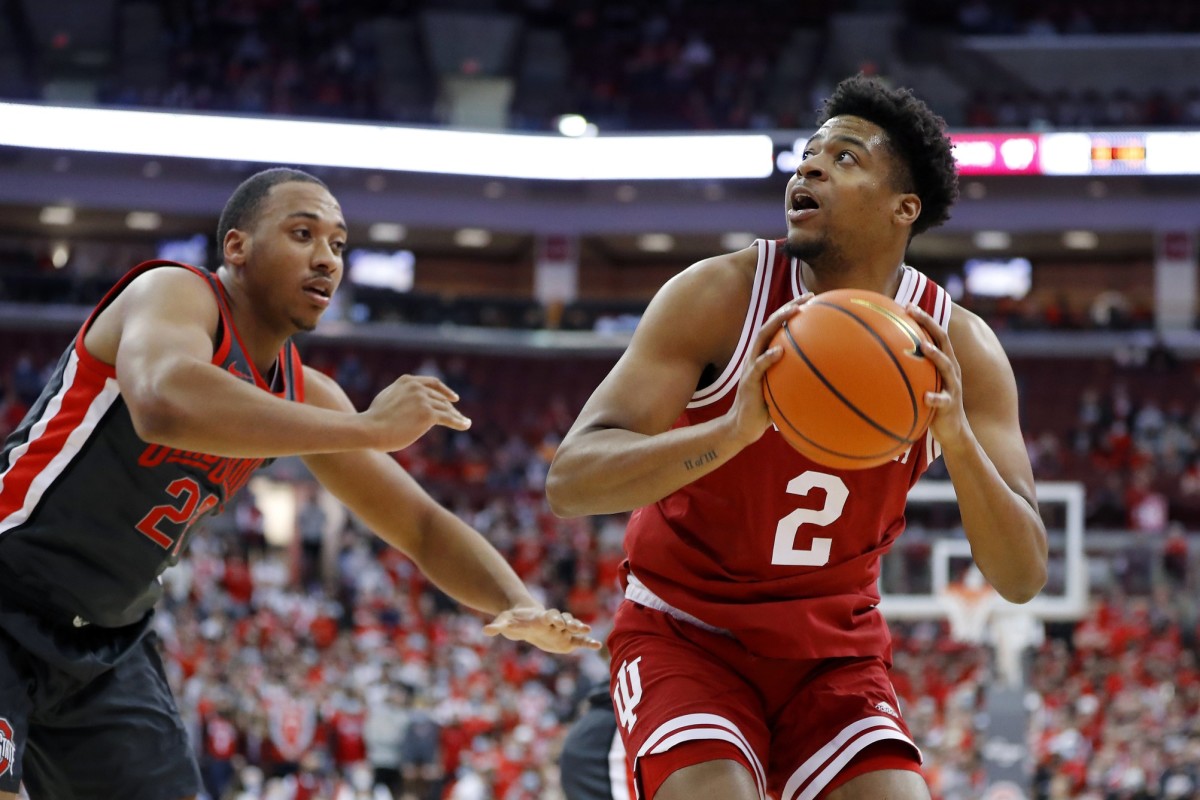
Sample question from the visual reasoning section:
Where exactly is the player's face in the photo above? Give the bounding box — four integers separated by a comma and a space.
784, 115, 915, 265
244, 182, 347, 333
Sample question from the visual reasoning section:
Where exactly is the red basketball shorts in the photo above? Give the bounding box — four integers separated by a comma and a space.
607, 601, 922, 800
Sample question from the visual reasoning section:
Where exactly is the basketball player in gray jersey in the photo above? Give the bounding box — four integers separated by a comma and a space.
0, 167, 599, 800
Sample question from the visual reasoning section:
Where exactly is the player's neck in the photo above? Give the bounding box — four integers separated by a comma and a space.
215, 271, 290, 375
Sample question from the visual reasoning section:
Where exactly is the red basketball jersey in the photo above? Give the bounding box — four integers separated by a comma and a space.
622, 238, 953, 660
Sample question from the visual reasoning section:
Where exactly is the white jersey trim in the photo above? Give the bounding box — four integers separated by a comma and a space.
0, 354, 121, 536
688, 239, 775, 409
625, 572, 731, 636
794, 264, 951, 333
636, 713, 767, 800
779, 715, 920, 800
608, 726, 631, 800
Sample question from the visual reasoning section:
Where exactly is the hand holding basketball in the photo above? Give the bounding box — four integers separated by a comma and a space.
762, 289, 942, 469
906, 302, 967, 448
728, 295, 811, 448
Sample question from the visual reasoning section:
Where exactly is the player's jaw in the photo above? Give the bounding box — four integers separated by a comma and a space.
290, 270, 339, 331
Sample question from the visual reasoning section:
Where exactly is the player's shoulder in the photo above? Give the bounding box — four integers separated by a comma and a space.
658, 244, 758, 310
119, 262, 217, 304
625, 246, 759, 365
948, 302, 1000, 347
948, 301, 1013, 374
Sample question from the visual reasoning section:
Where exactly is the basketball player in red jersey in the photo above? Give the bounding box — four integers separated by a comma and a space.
0, 168, 598, 800
547, 75, 1047, 800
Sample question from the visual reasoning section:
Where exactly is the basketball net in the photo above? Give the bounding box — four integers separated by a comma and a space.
940, 567, 997, 645
939, 566, 1044, 687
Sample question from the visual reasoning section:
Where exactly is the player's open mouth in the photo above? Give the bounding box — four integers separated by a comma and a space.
790, 191, 819, 211
303, 281, 333, 306
788, 190, 820, 222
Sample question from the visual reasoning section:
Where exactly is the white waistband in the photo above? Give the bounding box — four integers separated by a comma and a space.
625, 572, 731, 636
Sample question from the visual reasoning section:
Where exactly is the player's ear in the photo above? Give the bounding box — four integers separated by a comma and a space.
224, 229, 249, 268
894, 193, 920, 228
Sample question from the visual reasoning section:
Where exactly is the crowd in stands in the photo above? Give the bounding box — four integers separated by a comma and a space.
4, 0, 1200, 131
1, 3, 1197, 797
2, 335, 1199, 799
963, 87, 1200, 130
914, 0, 1200, 36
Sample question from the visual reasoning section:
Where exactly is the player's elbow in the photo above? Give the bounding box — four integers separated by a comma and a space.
998, 566, 1047, 605
125, 381, 191, 446
128, 397, 183, 444
544, 472, 576, 518
545, 460, 587, 518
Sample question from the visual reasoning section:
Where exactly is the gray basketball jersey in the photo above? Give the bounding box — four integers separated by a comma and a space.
0, 260, 304, 627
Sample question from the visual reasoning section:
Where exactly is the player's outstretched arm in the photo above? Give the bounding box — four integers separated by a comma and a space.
103, 267, 467, 458
300, 368, 600, 655
909, 302, 1048, 603
546, 251, 805, 518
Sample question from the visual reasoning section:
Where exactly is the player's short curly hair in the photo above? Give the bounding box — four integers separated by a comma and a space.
817, 75, 959, 237
217, 167, 328, 253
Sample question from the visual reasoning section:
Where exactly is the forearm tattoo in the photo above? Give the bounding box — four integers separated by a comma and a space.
683, 449, 717, 471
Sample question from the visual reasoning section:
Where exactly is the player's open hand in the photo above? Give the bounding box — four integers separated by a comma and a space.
907, 303, 968, 447
483, 605, 602, 654
362, 375, 472, 452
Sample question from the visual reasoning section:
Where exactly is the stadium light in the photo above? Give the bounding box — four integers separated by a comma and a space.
0, 102, 775, 181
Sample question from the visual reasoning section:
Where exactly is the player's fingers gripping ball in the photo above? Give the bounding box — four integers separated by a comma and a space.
763, 289, 941, 469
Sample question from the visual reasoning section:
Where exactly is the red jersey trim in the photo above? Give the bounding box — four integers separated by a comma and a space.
288, 344, 306, 404
0, 350, 121, 533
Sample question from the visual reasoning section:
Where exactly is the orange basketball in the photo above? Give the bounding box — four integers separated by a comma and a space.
762, 289, 942, 469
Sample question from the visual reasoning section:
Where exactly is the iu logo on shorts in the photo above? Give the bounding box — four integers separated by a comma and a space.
0, 718, 16, 778
612, 657, 644, 732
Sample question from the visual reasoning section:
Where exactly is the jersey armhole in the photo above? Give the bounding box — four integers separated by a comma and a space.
686, 239, 774, 409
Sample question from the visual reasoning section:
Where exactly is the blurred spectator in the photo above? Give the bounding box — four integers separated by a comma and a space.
400, 695, 443, 800
237, 492, 269, 559
364, 685, 409, 798
296, 484, 329, 590
1162, 522, 1189, 588
1126, 466, 1169, 532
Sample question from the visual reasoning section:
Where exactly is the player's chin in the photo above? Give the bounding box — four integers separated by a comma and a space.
785, 225, 815, 243
783, 230, 820, 261
291, 314, 321, 333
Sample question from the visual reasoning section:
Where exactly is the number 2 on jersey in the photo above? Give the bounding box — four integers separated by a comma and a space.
136, 477, 219, 555
771, 470, 848, 566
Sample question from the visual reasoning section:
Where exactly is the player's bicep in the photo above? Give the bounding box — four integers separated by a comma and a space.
958, 318, 1038, 506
